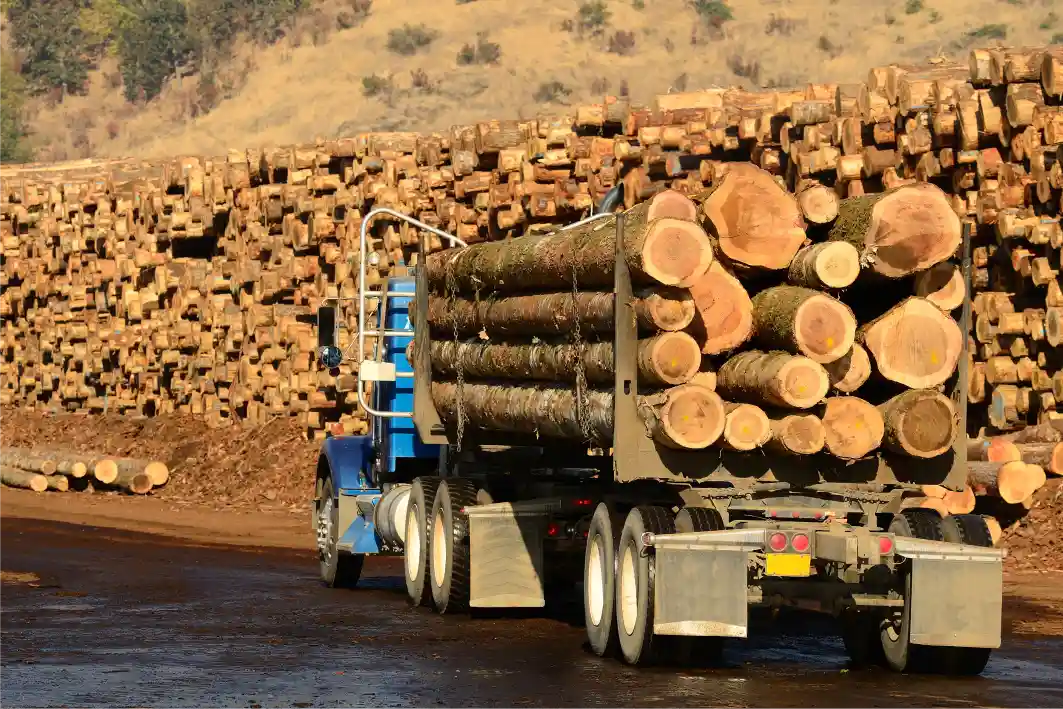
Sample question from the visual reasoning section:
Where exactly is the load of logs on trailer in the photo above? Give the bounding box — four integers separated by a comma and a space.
0, 45, 1061, 533
0, 447, 169, 495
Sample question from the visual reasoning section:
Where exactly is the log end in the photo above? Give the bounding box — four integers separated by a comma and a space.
687, 261, 754, 355
797, 183, 840, 225
982, 515, 1003, 545
793, 293, 857, 363
640, 287, 697, 332
918, 496, 951, 517
884, 389, 958, 458
646, 189, 699, 222
93, 459, 119, 485
860, 297, 963, 389
145, 461, 170, 487
824, 343, 872, 393
995, 460, 1040, 504
811, 242, 861, 289
821, 396, 884, 459
643, 332, 703, 385
654, 384, 726, 450
770, 414, 826, 455
778, 355, 831, 409
914, 262, 966, 312
868, 183, 962, 278
639, 218, 715, 288
722, 403, 771, 451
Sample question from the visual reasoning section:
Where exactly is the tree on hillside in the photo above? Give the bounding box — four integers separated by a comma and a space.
1, 53, 33, 163
116, 0, 192, 102
7, 0, 92, 96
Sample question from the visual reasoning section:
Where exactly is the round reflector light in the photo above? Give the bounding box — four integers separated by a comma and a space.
791, 533, 810, 553
879, 536, 893, 555
769, 533, 788, 552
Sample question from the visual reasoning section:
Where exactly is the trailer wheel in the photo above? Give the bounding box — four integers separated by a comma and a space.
584, 503, 625, 657
429, 478, 478, 614
317, 474, 364, 588
937, 514, 994, 676
674, 506, 723, 533
404, 476, 441, 608
880, 508, 947, 673
616, 505, 675, 666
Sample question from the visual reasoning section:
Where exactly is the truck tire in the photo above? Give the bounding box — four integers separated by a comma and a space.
938, 514, 995, 676
584, 503, 625, 657
317, 474, 364, 588
670, 506, 726, 667
616, 505, 675, 666
674, 507, 723, 533
429, 478, 478, 614
404, 476, 441, 608
880, 508, 947, 673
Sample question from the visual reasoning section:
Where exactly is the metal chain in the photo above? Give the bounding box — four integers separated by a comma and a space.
570, 260, 592, 442
445, 261, 465, 452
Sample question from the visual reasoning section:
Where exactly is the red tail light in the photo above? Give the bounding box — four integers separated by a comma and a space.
546, 523, 560, 537
791, 533, 810, 553
769, 533, 788, 552
575, 498, 593, 507
879, 536, 893, 555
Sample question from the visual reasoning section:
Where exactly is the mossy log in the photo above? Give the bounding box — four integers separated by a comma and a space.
764, 412, 826, 455
827, 183, 962, 278
695, 162, 806, 272
715, 350, 829, 410
823, 343, 872, 393
429, 332, 702, 387
751, 286, 857, 364
720, 402, 771, 451
787, 242, 861, 290
430, 381, 725, 449
858, 297, 963, 388
424, 288, 695, 337
820, 396, 884, 459
425, 194, 713, 292
878, 389, 959, 458
686, 261, 754, 355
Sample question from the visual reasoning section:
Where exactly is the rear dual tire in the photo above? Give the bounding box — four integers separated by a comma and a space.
404, 476, 441, 607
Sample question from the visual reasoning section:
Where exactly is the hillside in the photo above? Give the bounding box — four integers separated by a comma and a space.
7, 0, 1061, 161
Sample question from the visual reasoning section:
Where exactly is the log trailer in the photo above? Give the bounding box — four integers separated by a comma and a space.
312, 202, 1004, 674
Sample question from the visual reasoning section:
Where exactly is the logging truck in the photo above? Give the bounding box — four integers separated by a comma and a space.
312, 197, 1004, 674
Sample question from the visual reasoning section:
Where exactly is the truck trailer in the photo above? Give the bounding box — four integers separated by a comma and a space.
312, 204, 1004, 673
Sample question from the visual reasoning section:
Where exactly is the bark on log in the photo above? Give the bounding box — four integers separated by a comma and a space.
91, 458, 168, 487
827, 183, 962, 278
967, 437, 1022, 463
914, 262, 967, 312
967, 460, 1046, 503
429, 332, 702, 386
787, 242, 861, 290
695, 162, 806, 271
425, 289, 695, 337
879, 389, 959, 458
999, 420, 1063, 444
823, 343, 871, 393
720, 402, 771, 451
45, 475, 70, 492
56, 458, 88, 478
796, 180, 840, 224
687, 261, 754, 355
108, 470, 154, 495
425, 197, 713, 292
430, 381, 724, 449
1, 466, 48, 492
858, 297, 963, 388
820, 396, 884, 459
765, 412, 826, 455
716, 350, 829, 409
751, 286, 857, 364
1014, 442, 1063, 475
1, 449, 58, 475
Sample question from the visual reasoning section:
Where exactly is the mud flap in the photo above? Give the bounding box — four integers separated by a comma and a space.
909, 555, 1002, 648
650, 530, 761, 637
466, 502, 548, 608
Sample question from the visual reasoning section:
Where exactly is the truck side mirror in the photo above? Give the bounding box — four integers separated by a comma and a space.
317, 305, 342, 369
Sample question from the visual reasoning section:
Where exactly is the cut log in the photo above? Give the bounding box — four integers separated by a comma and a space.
787, 242, 861, 290
686, 261, 754, 355
1014, 441, 1063, 475
999, 420, 1063, 444
914, 262, 966, 312
720, 402, 771, 451
751, 286, 857, 364
967, 437, 1022, 463
827, 183, 962, 278
56, 458, 88, 478
695, 162, 806, 271
820, 396, 884, 459
637, 188, 700, 221
425, 202, 714, 292
942, 486, 976, 514
981, 515, 1003, 546
425, 289, 695, 337
795, 180, 840, 224
0, 466, 48, 492
1, 449, 58, 475
967, 460, 1046, 503
430, 381, 725, 449
917, 496, 951, 517
823, 343, 871, 393
429, 332, 702, 386
108, 470, 154, 495
44, 475, 70, 492
858, 297, 963, 388
716, 350, 829, 409
879, 389, 959, 458
765, 412, 826, 455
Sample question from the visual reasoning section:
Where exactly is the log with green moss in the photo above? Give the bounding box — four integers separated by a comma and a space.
827, 182, 961, 278
715, 350, 829, 410
751, 286, 857, 364
787, 242, 860, 290
430, 331, 702, 386
431, 381, 725, 449
425, 191, 713, 292
423, 288, 695, 337
878, 389, 959, 458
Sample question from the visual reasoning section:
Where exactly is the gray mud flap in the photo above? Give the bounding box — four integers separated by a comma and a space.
466, 502, 549, 608
898, 539, 1004, 649
650, 529, 763, 637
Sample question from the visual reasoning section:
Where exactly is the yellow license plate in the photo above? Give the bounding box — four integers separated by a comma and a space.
765, 553, 812, 577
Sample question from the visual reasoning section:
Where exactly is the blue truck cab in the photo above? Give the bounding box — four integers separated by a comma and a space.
314, 275, 441, 586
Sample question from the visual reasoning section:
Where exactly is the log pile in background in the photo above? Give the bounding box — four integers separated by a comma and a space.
0, 446, 168, 495
1, 44, 1061, 535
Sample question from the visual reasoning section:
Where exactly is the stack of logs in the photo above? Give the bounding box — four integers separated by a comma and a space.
0, 43, 1059, 473
0, 446, 169, 495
